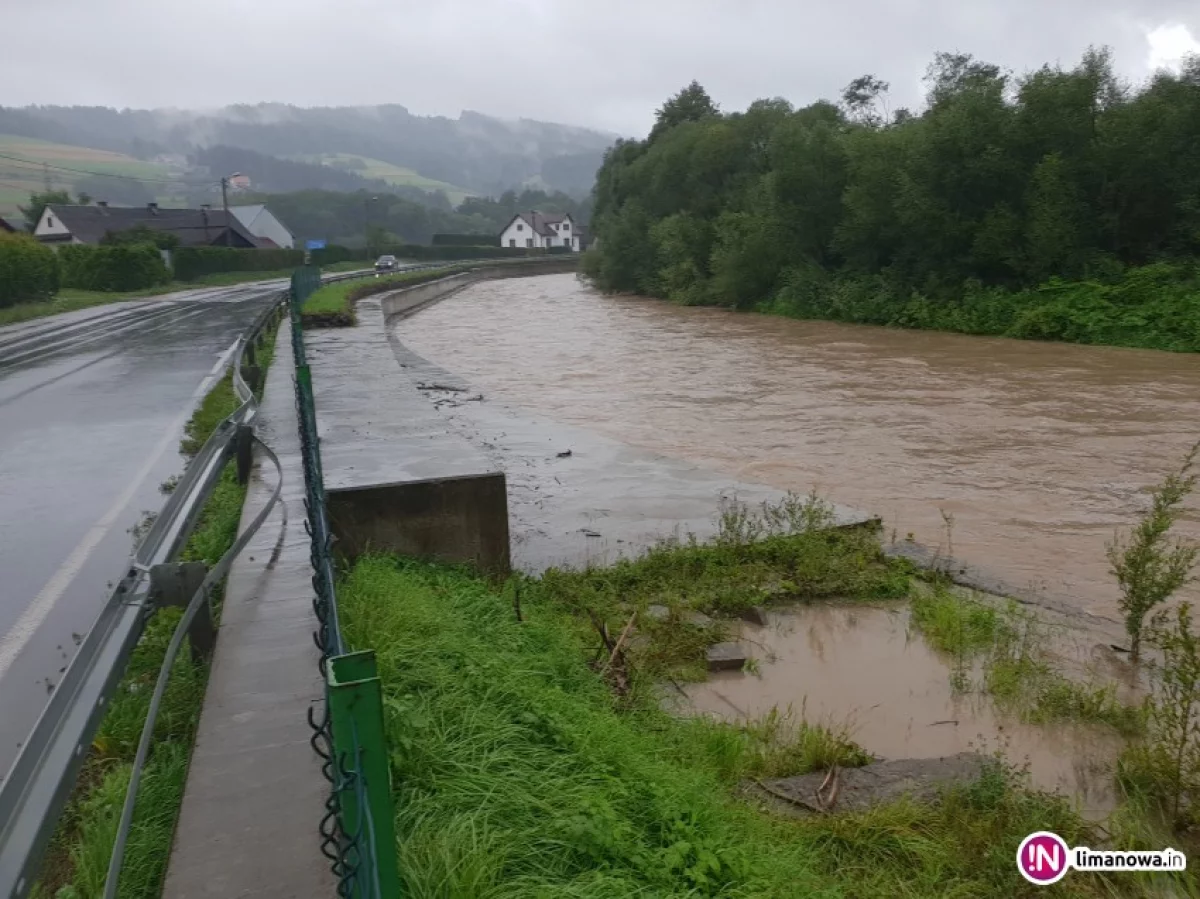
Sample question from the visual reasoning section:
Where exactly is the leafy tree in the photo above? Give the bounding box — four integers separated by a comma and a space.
1108, 442, 1200, 662
841, 75, 890, 127
648, 82, 719, 144
19, 190, 72, 231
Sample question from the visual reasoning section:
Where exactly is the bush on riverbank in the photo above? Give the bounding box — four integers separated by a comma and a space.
0, 232, 59, 307
758, 263, 1200, 352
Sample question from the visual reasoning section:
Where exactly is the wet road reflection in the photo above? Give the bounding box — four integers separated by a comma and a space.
0, 284, 282, 775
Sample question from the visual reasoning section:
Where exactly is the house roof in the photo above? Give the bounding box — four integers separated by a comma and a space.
230, 204, 266, 225
42, 204, 260, 247
507, 210, 574, 238
0, 217, 14, 233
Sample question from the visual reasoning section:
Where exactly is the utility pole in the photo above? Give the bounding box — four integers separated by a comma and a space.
221, 176, 232, 247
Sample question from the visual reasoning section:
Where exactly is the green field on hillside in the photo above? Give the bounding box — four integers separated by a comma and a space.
304, 152, 474, 205
0, 134, 180, 219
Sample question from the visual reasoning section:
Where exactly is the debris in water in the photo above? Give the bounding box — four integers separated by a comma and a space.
752, 753, 986, 815
707, 642, 749, 672
557, 449, 573, 458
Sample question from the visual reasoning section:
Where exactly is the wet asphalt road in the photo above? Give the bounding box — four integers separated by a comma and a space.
0, 281, 287, 776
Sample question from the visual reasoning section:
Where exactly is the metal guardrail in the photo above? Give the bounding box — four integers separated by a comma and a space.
0, 266, 375, 899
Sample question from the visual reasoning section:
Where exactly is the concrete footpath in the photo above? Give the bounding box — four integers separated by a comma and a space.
163, 321, 333, 899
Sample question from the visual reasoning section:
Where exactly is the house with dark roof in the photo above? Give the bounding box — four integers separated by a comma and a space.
34, 203, 259, 248
499, 211, 582, 251
0, 217, 15, 233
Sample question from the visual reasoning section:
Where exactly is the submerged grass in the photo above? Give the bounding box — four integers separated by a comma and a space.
910, 584, 1146, 735
339, 554, 1187, 897
30, 330, 277, 899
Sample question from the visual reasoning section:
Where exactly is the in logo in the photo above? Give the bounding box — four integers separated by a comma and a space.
1017, 831, 1070, 885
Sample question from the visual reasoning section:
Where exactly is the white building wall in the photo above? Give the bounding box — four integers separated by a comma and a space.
500, 216, 542, 249
34, 207, 76, 241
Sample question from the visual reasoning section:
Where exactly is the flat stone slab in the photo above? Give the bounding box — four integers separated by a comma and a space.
754, 753, 988, 815
706, 642, 749, 671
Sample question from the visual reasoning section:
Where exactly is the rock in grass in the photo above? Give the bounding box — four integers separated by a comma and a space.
739, 606, 770, 626
707, 642, 749, 672
754, 753, 987, 815
685, 610, 714, 628
644, 604, 670, 623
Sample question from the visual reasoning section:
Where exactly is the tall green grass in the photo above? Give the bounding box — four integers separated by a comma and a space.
338, 555, 1184, 897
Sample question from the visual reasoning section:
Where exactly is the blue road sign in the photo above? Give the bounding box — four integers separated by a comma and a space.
305, 239, 327, 250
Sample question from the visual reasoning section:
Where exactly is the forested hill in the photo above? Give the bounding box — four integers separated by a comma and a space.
0, 103, 615, 199
584, 51, 1200, 353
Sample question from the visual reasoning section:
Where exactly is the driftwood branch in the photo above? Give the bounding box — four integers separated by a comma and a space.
600, 612, 638, 677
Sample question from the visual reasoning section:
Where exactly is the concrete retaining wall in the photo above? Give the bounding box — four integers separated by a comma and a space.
381, 258, 579, 320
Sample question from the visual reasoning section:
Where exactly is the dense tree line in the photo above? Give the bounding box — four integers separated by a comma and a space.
585, 51, 1200, 351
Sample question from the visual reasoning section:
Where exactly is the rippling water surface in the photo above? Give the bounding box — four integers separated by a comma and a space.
400, 273, 1200, 619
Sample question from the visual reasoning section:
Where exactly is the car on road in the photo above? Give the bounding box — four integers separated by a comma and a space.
374, 255, 398, 273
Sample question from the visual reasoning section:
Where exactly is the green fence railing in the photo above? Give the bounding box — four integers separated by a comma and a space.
289, 267, 398, 899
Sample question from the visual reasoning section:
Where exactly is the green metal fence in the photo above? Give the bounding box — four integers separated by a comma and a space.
289, 266, 399, 899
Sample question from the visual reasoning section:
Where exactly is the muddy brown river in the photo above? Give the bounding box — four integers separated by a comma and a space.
401, 272, 1200, 622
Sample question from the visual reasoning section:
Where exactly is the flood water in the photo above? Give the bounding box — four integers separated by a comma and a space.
681, 603, 1123, 815
401, 273, 1200, 622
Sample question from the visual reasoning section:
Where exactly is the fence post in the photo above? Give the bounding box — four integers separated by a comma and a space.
328, 651, 399, 899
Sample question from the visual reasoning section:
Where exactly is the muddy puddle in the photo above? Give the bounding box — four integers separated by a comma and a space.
681, 603, 1124, 817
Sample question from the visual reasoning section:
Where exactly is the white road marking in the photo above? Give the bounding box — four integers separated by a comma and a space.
0, 338, 241, 679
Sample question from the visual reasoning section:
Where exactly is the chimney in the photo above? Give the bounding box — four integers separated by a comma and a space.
147, 202, 158, 215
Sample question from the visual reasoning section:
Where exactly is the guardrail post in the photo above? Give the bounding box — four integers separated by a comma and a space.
235, 423, 254, 486
148, 563, 214, 661
328, 651, 399, 899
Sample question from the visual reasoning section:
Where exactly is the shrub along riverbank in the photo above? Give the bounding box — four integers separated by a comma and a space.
30, 331, 277, 899
337, 495, 1194, 897
584, 50, 1200, 353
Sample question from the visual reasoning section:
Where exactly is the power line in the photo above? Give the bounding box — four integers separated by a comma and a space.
0, 152, 217, 187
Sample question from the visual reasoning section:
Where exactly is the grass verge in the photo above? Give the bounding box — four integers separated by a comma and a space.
338, 553, 1187, 897
301, 264, 464, 325
30, 330, 277, 899
0, 264, 362, 327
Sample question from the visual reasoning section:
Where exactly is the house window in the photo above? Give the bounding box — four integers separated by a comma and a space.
562, 222, 570, 230
516, 223, 524, 231
509, 239, 516, 247
526, 238, 532, 247
47, 215, 54, 228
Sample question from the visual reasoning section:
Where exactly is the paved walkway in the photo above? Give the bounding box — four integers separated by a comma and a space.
164, 320, 333, 899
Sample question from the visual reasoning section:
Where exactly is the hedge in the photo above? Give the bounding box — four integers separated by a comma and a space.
173, 247, 304, 282
310, 243, 544, 266
59, 244, 171, 292
431, 233, 499, 247
0, 233, 59, 308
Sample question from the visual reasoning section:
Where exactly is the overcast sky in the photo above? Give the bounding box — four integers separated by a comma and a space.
3, 0, 1199, 136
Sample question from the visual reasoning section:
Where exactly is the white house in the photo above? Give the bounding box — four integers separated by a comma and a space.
499, 211, 581, 251
229, 204, 296, 249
